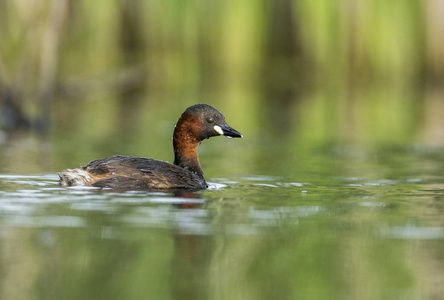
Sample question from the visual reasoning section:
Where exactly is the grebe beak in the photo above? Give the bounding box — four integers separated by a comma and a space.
214, 124, 243, 138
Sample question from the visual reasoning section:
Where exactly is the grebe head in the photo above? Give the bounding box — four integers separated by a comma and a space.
175, 104, 242, 141
173, 104, 242, 175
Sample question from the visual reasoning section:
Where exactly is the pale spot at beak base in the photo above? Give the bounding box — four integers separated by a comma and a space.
214, 125, 224, 135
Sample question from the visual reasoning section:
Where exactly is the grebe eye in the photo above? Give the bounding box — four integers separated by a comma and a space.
206, 117, 214, 124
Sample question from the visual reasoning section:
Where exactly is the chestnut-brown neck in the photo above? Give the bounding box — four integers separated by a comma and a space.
173, 114, 204, 177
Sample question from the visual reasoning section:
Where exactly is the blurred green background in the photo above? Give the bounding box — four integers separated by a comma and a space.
1, 2, 444, 300
0, 0, 443, 173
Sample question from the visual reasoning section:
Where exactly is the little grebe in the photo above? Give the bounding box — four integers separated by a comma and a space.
59, 104, 242, 190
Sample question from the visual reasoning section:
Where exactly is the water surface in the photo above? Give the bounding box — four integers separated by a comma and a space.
0, 145, 443, 300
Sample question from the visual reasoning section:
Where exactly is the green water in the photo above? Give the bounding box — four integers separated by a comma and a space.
0, 140, 443, 300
